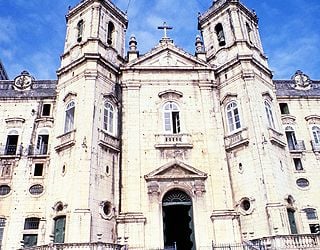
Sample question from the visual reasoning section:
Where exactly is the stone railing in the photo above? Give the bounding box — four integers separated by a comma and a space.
154, 133, 193, 149
268, 128, 286, 148
98, 129, 120, 151
54, 130, 76, 152
21, 242, 124, 250
288, 140, 306, 152
224, 128, 249, 151
251, 234, 320, 249
28, 144, 49, 156
311, 140, 320, 152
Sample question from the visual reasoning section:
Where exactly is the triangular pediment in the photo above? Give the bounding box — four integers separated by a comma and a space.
144, 159, 207, 181
124, 41, 210, 69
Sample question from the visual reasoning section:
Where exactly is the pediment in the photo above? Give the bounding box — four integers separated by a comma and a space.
125, 42, 210, 69
144, 160, 207, 181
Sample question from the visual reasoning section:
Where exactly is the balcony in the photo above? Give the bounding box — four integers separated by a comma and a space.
311, 140, 320, 152
154, 133, 193, 149
288, 140, 306, 152
54, 130, 76, 152
21, 242, 124, 250
98, 129, 120, 151
0, 144, 22, 157
224, 128, 249, 151
28, 144, 49, 156
268, 128, 286, 148
251, 234, 320, 249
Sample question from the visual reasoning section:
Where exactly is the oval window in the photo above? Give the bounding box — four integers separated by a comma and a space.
29, 184, 44, 195
296, 178, 309, 188
0, 185, 11, 196
241, 199, 251, 211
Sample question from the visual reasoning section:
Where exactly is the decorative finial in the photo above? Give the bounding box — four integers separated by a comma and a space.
129, 34, 137, 51
195, 35, 204, 53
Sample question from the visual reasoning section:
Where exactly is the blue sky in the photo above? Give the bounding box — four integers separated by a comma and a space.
0, 0, 319, 80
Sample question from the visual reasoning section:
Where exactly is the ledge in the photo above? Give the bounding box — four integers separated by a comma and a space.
154, 133, 193, 149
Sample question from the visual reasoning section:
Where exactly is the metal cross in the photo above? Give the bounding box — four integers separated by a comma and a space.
158, 22, 173, 38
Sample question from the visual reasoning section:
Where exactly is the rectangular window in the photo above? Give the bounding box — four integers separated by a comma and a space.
172, 112, 180, 134
23, 234, 38, 247
54, 216, 66, 243
293, 158, 303, 171
5, 135, 18, 155
279, 103, 290, 114
306, 208, 318, 220
1, 165, 11, 177
24, 218, 40, 230
42, 104, 51, 116
34, 163, 44, 176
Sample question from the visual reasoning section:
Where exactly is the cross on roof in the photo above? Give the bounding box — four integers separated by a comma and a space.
158, 22, 173, 39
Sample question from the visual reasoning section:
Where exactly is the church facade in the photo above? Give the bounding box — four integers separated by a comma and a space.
0, 0, 320, 249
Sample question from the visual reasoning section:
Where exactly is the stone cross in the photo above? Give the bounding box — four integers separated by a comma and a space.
158, 22, 173, 39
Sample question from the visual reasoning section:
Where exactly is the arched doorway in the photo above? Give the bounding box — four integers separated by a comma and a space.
162, 189, 195, 250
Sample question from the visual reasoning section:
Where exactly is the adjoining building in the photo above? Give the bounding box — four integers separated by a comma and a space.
0, 0, 319, 249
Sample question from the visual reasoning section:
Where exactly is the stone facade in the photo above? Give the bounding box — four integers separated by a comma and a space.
0, 0, 319, 249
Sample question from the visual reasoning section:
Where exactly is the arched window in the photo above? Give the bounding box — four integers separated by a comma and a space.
64, 101, 75, 133
312, 126, 320, 144
226, 101, 241, 132
77, 20, 84, 42
265, 100, 275, 129
107, 21, 115, 45
163, 102, 180, 134
215, 23, 226, 46
104, 101, 117, 135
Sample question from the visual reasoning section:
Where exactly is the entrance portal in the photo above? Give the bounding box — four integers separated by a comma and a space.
162, 189, 195, 250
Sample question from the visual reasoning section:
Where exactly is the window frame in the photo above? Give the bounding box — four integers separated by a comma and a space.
163, 101, 181, 134
77, 20, 84, 42
107, 21, 115, 46
225, 101, 241, 133
103, 101, 117, 136
265, 100, 276, 129
64, 101, 75, 134
311, 126, 320, 144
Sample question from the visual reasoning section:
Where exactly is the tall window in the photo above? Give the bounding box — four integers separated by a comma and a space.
304, 208, 320, 234
279, 103, 290, 114
77, 20, 84, 42
0, 218, 5, 247
54, 216, 66, 243
107, 21, 115, 45
23, 217, 40, 247
36, 129, 49, 155
265, 100, 275, 129
226, 101, 241, 132
312, 126, 320, 144
163, 102, 180, 134
246, 22, 253, 44
104, 101, 116, 135
215, 23, 226, 46
287, 209, 298, 234
64, 101, 75, 133
5, 130, 19, 155
285, 126, 297, 150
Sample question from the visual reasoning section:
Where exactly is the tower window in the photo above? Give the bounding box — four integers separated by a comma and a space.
279, 103, 290, 114
246, 22, 253, 44
104, 101, 117, 135
163, 102, 180, 134
107, 21, 115, 45
77, 20, 84, 42
215, 23, 226, 46
265, 100, 275, 129
226, 101, 241, 133
64, 101, 75, 133
42, 104, 51, 116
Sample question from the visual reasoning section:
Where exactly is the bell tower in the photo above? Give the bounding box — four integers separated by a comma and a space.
199, 0, 295, 240
48, 0, 128, 244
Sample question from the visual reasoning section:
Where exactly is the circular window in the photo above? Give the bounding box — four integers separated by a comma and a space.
241, 199, 251, 211
29, 184, 44, 195
296, 178, 309, 188
0, 185, 11, 196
